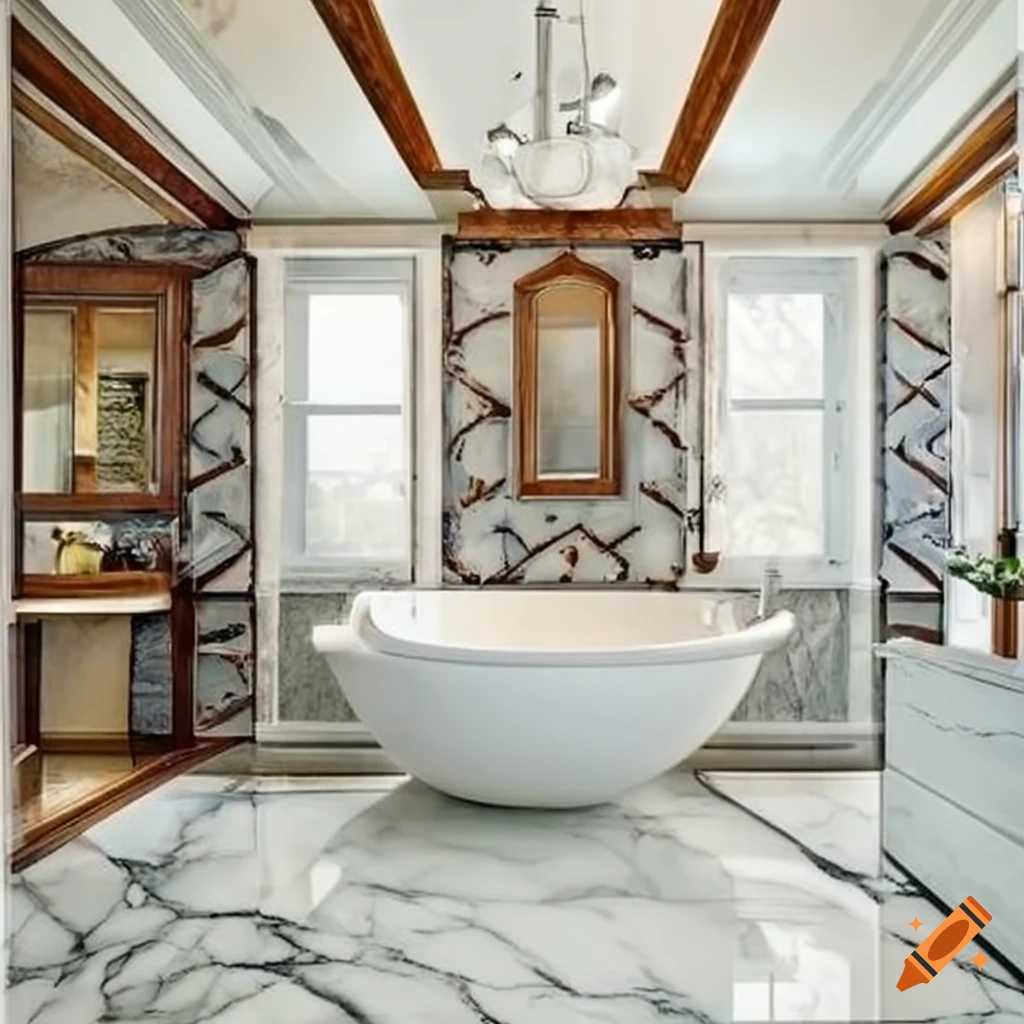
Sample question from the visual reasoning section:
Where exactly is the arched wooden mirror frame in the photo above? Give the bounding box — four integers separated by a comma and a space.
513, 250, 621, 498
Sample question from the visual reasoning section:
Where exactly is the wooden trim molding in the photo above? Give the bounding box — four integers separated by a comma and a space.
16, 262, 189, 515
514, 251, 621, 500
19, 572, 172, 599
457, 208, 678, 242
658, 0, 782, 190
916, 152, 1018, 236
888, 94, 1017, 234
12, 740, 239, 872
13, 87, 195, 225
310, 0, 456, 188
12, 21, 237, 228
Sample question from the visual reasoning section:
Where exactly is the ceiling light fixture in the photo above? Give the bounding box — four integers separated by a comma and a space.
472, 1, 636, 211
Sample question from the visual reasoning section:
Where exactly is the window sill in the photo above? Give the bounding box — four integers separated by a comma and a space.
679, 559, 867, 592
280, 566, 411, 594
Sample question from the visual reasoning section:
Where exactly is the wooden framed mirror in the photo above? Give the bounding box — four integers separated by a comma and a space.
514, 251, 621, 498
14, 263, 189, 597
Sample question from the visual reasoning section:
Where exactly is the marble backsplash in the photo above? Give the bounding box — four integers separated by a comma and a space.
443, 239, 704, 587
278, 588, 860, 724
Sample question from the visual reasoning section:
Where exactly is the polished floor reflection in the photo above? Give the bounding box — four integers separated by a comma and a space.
8, 769, 1024, 1023
13, 750, 164, 839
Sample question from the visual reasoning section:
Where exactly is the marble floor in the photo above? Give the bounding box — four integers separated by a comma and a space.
7, 768, 1024, 1024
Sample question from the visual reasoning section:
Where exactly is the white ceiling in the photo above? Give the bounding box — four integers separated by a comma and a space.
21, 0, 1019, 222
373, 0, 721, 172
682, 0, 1015, 220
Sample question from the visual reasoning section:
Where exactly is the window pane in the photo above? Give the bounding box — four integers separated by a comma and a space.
305, 415, 407, 560
725, 409, 824, 557
727, 292, 824, 401
307, 293, 404, 405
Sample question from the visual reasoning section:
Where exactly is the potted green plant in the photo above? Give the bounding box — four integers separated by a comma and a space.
946, 548, 1024, 600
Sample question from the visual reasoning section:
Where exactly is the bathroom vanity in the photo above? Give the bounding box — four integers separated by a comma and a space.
9, 227, 258, 867
879, 639, 1024, 971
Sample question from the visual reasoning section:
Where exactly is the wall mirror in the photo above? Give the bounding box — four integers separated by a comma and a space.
514, 251, 621, 497
23, 301, 159, 494
16, 264, 187, 512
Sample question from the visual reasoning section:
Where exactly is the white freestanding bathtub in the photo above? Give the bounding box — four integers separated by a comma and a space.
313, 590, 794, 808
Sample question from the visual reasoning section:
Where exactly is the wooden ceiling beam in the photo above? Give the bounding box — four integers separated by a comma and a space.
311, 0, 477, 190
888, 93, 1017, 234
658, 0, 782, 191
457, 209, 679, 242
12, 21, 237, 229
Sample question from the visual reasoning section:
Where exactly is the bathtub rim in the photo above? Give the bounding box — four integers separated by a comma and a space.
313, 590, 795, 668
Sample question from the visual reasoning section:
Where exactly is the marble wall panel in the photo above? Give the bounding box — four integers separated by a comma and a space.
730, 590, 849, 722
280, 588, 849, 725
195, 599, 254, 731
185, 255, 255, 736
443, 240, 703, 586
130, 613, 173, 736
277, 593, 356, 722
22, 224, 242, 268
878, 235, 950, 639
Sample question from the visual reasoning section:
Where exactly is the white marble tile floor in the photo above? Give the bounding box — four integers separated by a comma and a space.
7, 769, 1023, 1023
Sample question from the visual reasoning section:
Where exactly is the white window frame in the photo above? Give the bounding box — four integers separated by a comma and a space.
282, 257, 415, 583
713, 255, 856, 586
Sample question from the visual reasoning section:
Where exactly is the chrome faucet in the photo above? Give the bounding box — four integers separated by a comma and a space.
757, 561, 782, 620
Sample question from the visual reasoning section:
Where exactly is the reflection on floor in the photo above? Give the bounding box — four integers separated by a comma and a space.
14, 750, 164, 839
7, 767, 1024, 1023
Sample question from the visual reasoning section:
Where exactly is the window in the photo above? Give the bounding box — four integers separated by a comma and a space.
283, 259, 413, 579
718, 257, 854, 575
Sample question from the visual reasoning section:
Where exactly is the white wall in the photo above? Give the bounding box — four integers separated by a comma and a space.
13, 112, 164, 251
39, 617, 132, 735
247, 223, 446, 728
1, 0, 14, 988
947, 187, 1005, 651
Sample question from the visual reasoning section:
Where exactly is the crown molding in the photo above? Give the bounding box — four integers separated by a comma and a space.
818, 0, 1005, 192
109, 0, 379, 216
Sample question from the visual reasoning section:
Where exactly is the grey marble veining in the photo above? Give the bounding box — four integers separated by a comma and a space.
8, 768, 1022, 1023
731, 589, 850, 721
195, 599, 253, 733
881, 641, 1024, 969
21, 224, 242, 267
284, 587, 852, 725
278, 593, 356, 722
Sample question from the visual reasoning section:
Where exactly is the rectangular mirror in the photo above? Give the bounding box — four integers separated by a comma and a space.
23, 301, 159, 494
17, 263, 186, 517
515, 251, 621, 497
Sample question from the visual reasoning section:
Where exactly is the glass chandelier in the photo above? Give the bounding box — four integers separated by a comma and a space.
472, 2, 637, 211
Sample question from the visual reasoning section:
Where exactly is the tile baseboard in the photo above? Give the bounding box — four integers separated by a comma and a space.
257, 721, 883, 771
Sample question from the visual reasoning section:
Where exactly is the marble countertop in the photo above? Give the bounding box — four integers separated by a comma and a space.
876, 638, 1024, 694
